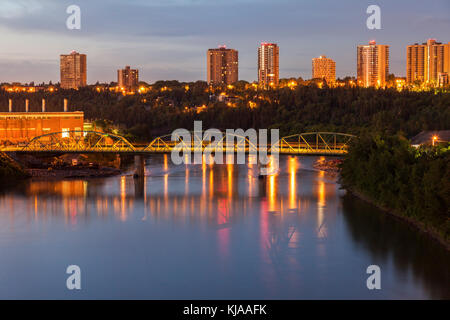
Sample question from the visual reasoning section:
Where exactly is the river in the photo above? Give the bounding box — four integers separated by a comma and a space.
0, 155, 448, 299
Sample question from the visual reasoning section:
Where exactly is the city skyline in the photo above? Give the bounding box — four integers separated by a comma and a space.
0, 0, 449, 83
4, 38, 449, 88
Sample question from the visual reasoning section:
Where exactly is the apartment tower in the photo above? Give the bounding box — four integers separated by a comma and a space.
60, 51, 87, 89
258, 43, 279, 87
207, 46, 238, 85
407, 39, 450, 84
357, 41, 389, 87
118, 66, 139, 90
312, 55, 336, 84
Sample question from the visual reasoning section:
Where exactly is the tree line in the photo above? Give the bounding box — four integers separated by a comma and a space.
340, 134, 450, 243
0, 81, 448, 142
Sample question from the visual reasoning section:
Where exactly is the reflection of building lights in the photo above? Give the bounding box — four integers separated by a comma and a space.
120, 176, 127, 221
268, 174, 276, 213
288, 157, 297, 209
209, 169, 214, 199
227, 164, 233, 199
163, 154, 168, 171
317, 170, 326, 238
164, 174, 169, 203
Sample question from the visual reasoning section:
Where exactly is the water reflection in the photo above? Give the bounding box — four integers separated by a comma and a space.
0, 155, 448, 299
342, 194, 450, 299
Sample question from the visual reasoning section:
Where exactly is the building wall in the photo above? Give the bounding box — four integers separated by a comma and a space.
312, 56, 336, 84
60, 52, 87, 89
207, 48, 238, 85
258, 43, 279, 87
0, 112, 84, 143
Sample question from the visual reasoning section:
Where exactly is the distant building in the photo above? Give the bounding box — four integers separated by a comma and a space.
207, 46, 238, 86
357, 41, 389, 87
0, 100, 84, 143
411, 130, 450, 147
258, 43, 279, 87
118, 66, 139, 90
407, 39, 450, 84
438, 72, 449, 87
60, 51, 87, 89
312, 55, 336, 84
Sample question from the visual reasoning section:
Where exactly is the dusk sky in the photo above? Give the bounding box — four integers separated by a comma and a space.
0, 0, 449, 84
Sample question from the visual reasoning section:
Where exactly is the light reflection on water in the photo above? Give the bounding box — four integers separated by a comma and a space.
0, 155, 448, 299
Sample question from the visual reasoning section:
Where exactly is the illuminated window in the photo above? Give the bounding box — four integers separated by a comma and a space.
62, 128, 70, 138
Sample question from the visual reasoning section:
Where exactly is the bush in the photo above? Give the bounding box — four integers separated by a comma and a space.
0, 152, 29, 180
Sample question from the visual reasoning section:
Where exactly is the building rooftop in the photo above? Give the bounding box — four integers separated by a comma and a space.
410, 130, 450, 146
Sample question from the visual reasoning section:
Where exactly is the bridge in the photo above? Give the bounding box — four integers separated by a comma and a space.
1, 130, 356, 155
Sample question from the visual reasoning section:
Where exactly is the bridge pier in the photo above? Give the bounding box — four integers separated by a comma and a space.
133, 155, 145, 178
257, 156, 270, 180
134, 175, 145, 198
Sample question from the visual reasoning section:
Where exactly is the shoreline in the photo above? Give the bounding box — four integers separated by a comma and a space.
26, 167, 122, 179
342, 185, 450, 251
313, 158, 449, 250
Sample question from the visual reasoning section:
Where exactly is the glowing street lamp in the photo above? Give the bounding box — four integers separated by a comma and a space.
432, 135, 438, 146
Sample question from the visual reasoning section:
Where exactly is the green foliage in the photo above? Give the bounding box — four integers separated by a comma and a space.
1, 85, 448, 142
340, 135, 450, 241
0, 152, 29, 180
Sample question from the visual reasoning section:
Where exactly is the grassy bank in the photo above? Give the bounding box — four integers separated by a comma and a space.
0, 152, 30, 180
340, 134, 450, 247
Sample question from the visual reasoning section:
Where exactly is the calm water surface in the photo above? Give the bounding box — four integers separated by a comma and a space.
0, 155, 448, 299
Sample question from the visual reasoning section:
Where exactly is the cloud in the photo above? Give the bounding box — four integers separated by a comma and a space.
0, 0, 44, 19
0, 0, 449, 82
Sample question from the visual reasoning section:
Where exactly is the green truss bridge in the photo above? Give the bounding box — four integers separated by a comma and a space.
1, 130, 356, 156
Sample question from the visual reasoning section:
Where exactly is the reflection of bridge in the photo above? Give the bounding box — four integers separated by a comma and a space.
1, 130, 356, 155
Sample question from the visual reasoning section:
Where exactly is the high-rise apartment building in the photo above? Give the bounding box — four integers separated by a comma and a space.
60, 51, 87, 89
258, 43, 279, 87
118, 66, 139, 90
407, 39, 450, 84
357, 41, 389, 87
207, 46, 238, 85
312, 55, 336, 84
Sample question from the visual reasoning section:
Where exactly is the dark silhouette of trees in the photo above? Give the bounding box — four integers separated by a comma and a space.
1, 83, 448, 142
340, 134, 450, 242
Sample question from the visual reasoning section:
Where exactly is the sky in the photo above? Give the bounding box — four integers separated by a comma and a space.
0, 0, 449, 84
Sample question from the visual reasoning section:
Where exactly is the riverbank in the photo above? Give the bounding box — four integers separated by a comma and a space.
313, 156, 450, 250
339, 134, 450, 250
26, 166, 122, 179
0, 152, 30, 180
344, 186, 450, 251
313, 158, 342, 176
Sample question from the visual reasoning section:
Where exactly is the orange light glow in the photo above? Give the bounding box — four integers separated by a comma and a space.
288, 157, 298, 210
